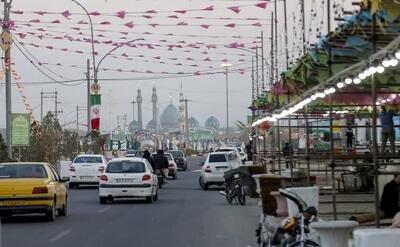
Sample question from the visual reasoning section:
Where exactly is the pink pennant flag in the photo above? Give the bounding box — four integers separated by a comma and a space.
178, 41, 186, 44
115, 11, 126, 19
195, 17, 205, 19
146, 70, 153, 73
177, 21, 188, 26
202, 51, 208, 54
252, 22, 262, 27
34, 11, 48, 15
71, 27, 80, 30
54, 36, 63, 40
149, 24, 159, 27
78, 20, 88, 24
11, 10, 23, 14
225, 23, 236, 28
176, 63, 183, 66
228, 6, 241, 13
170, 58, 178, 60
121, 53, 129, 57
51, 20, 61, 24
168, 15, 179, 19
103, 40, 112, 44
97, 34, 105, 37
255, 1, 268, 9
146, 10, 157, 14
153, 56, 161, 59
124, 21, 134, 28
89, 11, 100, 16
29, 19, 40, 23
200, 25, 210, 29
203, 58, 211, 61
186, 58, 194, 61
100, 21, 111, 25
143, 15, 153, 19
46, 46, 54, 49
239, 58, 245, 62
206, 44, 217, 49
62, 10, 71, 19
17, 33, 26, 39
61, 48, 68, 51
175, 10, 187, 14
191, 65, 199, 67
159, 40, 167, 42
37, 28, 45, 32
76, 50, 83, 54
147, 44, 155, 49
22, 24, 32, 27
194, 71, 201, 76
138, 55, 144, 57
203, 6, 214, 11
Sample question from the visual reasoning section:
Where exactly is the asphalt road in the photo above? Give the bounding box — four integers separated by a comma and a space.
1, 157, 260, 247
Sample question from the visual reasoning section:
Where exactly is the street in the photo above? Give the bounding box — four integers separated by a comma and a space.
1, 157, 260, 247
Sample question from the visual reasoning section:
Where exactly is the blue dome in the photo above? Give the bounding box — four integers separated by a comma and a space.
160, 104, 179, 130
188, 117, 199, 129
205, 116, 220, 129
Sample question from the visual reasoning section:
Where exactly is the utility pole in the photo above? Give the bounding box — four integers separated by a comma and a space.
261, 31, 265, 91
86, 59, 91, 133
76, 105, 87, 133
270, 12, 274, 85
55, 90, 58, 119
40, 91, 43, 121
3, 0, 13, 158
40, 91, 60, 121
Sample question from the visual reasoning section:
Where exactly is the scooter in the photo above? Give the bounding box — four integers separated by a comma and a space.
154, 169, 164, 188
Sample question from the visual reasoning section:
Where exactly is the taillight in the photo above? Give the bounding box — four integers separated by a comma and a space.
69, 164, 75, 172
205, 166, 212, 173
168, 163, 174, 168
142, 174, 151, 181
99, 175, 108, 181
32, 187, 48, 194
98, 166, 105, 172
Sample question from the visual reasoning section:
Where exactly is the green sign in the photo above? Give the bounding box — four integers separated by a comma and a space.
12, 113, 30, 146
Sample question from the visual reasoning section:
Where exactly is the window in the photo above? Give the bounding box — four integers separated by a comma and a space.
48, 165, 61, 181
106, 161, 146, 173
209, 154, 227, 163
0, 164, 48, 179
228, 153, 237, 161
169, 151, 183, 158
73, 156, 103, 164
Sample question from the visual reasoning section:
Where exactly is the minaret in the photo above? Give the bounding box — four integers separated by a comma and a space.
137, 88, 143, 130
152, 86, 158, 131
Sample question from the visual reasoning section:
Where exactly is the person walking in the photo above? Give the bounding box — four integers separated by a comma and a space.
346, 127, 354, 151
153, 149, 169, 183
380, 106, 396, 154
381, 174, 400, 218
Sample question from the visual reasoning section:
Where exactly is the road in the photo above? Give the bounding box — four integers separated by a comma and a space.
1, 157, 260, 247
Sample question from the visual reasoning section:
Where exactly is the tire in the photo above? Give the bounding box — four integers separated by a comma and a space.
146, 195, 154, 203
172, 173, 177, 180
153, 190, 158, 201
237, 186, 246, 205
99, 197, 108, 204
58, 199, 67, 216
45, 200, 56, 221
289, 240, 321, 247
203, 183, 209, 191
68, 183, 76, 189
225, 193, 233, 204
199, 176, 205, 189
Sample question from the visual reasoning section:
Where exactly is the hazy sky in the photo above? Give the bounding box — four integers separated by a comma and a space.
0, 0, 356, 133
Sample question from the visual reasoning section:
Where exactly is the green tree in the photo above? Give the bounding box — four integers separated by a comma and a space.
61, 130, 80, 160
0, 133, 9, 162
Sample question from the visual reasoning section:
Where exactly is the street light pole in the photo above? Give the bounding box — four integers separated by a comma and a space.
221, 63, 232, 146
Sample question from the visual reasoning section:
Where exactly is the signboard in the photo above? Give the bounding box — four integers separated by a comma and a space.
0, 31, 13, 51
11, 113, 30, 146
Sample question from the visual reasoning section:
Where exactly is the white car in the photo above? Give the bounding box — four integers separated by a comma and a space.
165, 153, 178, 179
215, 147, 244, 165
199, 151, 242, 190
99, 157, 158, 204
69, 154, 107, 189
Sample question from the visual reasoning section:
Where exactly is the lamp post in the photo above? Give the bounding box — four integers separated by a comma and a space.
221, 63, 232, 146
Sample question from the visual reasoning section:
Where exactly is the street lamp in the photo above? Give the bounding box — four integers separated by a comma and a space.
221, 63, 232, 146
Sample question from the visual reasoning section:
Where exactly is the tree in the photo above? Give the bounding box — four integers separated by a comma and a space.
62, 130, 80, 160
0, 133, 9, 162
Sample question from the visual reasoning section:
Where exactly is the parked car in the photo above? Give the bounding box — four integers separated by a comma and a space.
215, 147, 244, 164
199, 151, 241, 190
99, 158, 158, 204
126, 150, 144, 158
168, 150, 188, 171
0, 162, 69, 221
151, 153, 178, 179
69, 154, 107, 189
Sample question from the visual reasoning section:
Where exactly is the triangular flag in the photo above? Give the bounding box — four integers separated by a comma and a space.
124, 21, 134, 28
115, 11, 126, 19
228, 6, 241, 13
61, 10, 71, 19
255, 2, 268, 9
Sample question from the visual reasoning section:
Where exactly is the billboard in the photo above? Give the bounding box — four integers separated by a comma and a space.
11, 113, 30, 146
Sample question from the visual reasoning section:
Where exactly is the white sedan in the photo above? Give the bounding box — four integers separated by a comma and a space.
99, 158, 159, 204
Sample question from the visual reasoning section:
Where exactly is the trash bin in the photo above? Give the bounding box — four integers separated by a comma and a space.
281, 169, 308, 188
259, 175, 282, 215
249, 165, 265, 175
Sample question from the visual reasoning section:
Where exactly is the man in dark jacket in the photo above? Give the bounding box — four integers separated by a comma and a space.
153, 149, 169, 182
142, 149, 155, 170
380, 174, 400, 218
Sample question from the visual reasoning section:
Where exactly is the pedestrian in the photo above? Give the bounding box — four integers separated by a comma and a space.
346, 127, 354, 151
380, 106, 396, 154
380, 174, 400, 218
245, 141, 253, 161
153, 149, 169, 183
142, 149, 156, 170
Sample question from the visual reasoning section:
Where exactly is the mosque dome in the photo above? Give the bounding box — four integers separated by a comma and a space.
146, 119, 157, 130
205, 116, 220, 129
188, 117, 200, 129
160, 104, 179, 130
128, 120, 139, 133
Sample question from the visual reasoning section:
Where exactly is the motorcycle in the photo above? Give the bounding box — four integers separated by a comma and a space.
219, 166, 254, 206
154, 169, 164, 189
257, 188, 320, 247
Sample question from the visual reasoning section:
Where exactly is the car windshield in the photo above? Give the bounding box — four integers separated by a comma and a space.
74, 156, 103, 163
0, 164, 48, 179
106, 161, 146, 173
164, 154, 172, 161
209, 154, 227, 163
169, 151, 183, 158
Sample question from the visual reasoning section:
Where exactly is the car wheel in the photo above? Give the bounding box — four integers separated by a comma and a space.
68, 183, 76, 189
153, 190, 158, 201
58, 199, 67, 216
146, 195, 154, 203
172, 173, 177, 180
203, 183, 209, 191
45, 200, 56, 221
99, 197, 108, 204
199, 176, 205, 189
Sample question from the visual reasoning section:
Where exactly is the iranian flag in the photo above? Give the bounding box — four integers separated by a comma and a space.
91, 94, 101, 130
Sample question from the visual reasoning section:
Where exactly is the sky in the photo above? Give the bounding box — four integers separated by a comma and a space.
0, 0, 356, 133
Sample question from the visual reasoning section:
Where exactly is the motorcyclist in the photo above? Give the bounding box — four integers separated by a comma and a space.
142, 149, 156, 170
153, 149, 169, 184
